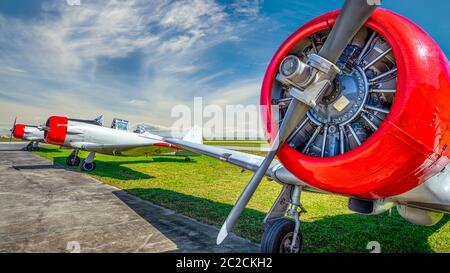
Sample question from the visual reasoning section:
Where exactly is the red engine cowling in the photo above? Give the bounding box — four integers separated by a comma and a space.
44, 116, 68, 146
261, 9, 450, 199
13, 124, 25, 139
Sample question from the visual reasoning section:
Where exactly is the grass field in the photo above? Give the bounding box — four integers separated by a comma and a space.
0, 137, 25, 142
34, 144, 449, 253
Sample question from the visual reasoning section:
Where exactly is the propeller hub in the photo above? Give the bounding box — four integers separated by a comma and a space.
273, 27, 397, 158
310, 66, 368, 126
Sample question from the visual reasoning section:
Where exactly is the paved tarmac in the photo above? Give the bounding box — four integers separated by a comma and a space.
0, 142, 258, 253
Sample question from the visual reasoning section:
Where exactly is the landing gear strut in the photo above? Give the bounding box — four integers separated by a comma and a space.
25, 141, 39, 151
261, 185, 305, 253
66, 149, 81, 166
80, 151, 96, 172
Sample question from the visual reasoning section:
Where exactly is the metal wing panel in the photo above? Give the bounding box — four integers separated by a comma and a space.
163, 138, 323, 193
163, 138, 278, 173
25, 137, 45, 141
77, 143, 179, 156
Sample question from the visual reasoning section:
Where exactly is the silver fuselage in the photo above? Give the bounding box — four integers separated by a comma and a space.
23, 126, 45, 142
63, 120, 178, 156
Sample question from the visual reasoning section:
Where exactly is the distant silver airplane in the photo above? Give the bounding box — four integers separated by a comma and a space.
10, 118, 45, 151
42, 115, 202, 171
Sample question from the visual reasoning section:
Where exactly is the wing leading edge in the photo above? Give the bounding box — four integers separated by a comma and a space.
72, 142, 181, 156
164, 138, 271, 172
162, 138, 323, 193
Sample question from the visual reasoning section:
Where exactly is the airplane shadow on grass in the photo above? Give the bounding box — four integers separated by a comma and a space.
115, 188, 449, 253
50, 156, 196, 181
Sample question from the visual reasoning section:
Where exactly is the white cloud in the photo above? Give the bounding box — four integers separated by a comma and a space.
0, 0, 268, 136
231, 0, 262, 16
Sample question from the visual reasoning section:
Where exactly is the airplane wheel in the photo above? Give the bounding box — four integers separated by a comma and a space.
25, 145, 32, 151
184, 157, 191, 162
261, 219, 302, 253
66, 156, 81, 167
80, 160, 96, 172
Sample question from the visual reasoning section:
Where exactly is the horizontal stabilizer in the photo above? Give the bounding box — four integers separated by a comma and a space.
94, 115, 104, 126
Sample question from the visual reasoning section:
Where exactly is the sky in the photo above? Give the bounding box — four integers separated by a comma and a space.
0, 0, 449, 137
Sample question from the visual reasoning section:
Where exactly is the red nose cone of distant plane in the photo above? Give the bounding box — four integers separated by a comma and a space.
44, 116, 68, 146
13, 124, 25, 139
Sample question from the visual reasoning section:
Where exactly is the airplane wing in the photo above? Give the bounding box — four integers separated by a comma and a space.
71, 142, 182, 156
162, 138, 324, 194
67, 127, 204, 157
163, 138, 279, 173
26, 137, 45, 141
214, 146, 270, 152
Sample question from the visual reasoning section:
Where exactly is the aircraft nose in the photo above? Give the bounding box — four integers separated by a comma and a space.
12, 124, 25, 139
44, 116, 68, 145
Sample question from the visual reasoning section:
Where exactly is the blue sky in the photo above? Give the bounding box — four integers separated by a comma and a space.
0, 0, 449, 135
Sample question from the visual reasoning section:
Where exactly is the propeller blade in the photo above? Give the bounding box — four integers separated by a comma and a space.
9, 117, 17, 143
319, 0, 379, 63
217, 0, 379, 245
217, 100, 310, 244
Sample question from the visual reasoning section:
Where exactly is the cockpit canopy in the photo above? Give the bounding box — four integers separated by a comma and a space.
111, 118, 129, 131
134, 124, 146, 134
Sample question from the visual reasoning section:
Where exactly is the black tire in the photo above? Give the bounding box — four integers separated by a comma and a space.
80, 160, 96, 172
25, 144, 32, 151
66, 156, 81, 167
184, 157, 191, 162
261, 218, 303, 253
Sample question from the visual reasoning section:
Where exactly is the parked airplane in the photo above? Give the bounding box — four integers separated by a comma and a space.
164, 0, 450, 253
42, 115, 202, 171
10, 118, 45, 151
